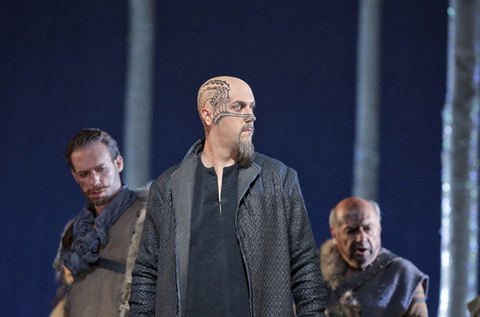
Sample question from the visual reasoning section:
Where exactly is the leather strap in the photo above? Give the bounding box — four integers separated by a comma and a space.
336, 250, 399, 295
93, 257, 126, 274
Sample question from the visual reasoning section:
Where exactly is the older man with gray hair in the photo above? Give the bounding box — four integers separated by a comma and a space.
319, 197, 429, 316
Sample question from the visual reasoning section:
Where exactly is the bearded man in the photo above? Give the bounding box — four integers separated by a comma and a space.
52, 128, 149, 317
129, 76, 326, 317
319, 197, 429, 316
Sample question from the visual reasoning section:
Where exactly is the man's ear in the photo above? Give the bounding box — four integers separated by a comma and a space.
71, 169, 79, 183
114, 155, 124, 173
201, 107, 213, 127
330, 226, 337, 242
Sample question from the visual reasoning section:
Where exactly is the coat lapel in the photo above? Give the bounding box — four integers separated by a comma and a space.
237, 161, 260, 203
172, 152, 197, 315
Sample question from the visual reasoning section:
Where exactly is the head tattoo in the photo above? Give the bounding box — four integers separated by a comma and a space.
198, 78, 256, 128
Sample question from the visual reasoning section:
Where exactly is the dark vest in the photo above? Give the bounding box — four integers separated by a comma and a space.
325, 248, 429, 316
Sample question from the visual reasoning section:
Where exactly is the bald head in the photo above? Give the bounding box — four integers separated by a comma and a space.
330, 197, 382, 269
329, 197, 381, 229
197, 76, 254, 132
197, 76, 249, 110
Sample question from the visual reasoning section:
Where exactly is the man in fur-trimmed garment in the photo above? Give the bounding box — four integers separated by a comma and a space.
319, 197, 429, 317
51, 128, 149, 317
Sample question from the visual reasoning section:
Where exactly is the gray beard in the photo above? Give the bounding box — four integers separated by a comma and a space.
236, 138, 255, 167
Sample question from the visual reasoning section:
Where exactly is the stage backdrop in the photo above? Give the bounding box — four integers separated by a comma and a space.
1, 1, 448, 316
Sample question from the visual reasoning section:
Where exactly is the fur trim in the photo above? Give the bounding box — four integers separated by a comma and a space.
319, 239, 360, 317
319, 239, 347, 290
119, 183, 150, 317
53, 219, 76, 279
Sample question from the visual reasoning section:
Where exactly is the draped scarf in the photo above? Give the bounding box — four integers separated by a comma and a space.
61, 184, 137, 277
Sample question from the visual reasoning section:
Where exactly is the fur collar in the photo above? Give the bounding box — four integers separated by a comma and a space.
119, 183, 150, 316
319, 239, 347, 290
319, 239, 361, 317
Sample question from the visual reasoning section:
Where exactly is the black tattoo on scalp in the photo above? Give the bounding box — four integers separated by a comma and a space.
198, 79, 254, 126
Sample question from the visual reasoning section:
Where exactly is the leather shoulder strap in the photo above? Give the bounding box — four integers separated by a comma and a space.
336, 250, 399, 294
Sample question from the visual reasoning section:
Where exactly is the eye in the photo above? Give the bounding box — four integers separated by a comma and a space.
363, 225, 372, 233
97, 167, 106, 172
250, 104, 256, 111
233, 104, 242, 111
346, 228, 356, 235
78, 172, 88, 178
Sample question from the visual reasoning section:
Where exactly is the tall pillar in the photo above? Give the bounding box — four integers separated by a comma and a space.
439, 1, 479, 316
353, 0, 382, 200
123, 0, 155, 189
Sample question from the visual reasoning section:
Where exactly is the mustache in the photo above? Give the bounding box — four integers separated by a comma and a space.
351, 242, 369, 251
87, 186, 107, 194
241, 124, 254, 132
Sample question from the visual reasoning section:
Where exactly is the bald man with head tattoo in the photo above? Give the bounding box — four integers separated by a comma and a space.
128, 76, 327, 317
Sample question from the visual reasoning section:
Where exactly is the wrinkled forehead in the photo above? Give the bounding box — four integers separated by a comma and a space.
337, 208, 379, 227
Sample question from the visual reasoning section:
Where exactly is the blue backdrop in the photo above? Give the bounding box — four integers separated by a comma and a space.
1, 1, 448, 316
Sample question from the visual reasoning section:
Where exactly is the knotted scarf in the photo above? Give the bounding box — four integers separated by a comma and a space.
61, 184, 137, 277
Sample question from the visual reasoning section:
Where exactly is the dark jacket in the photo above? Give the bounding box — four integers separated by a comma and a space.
129, 140, 327, 317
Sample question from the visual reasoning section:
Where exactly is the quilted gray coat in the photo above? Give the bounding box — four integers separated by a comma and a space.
129, 140, 326, 317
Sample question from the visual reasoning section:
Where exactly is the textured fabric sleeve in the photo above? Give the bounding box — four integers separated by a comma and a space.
285, 168, 327, 316
405, 283, 429, 317
128, 182, 163, 316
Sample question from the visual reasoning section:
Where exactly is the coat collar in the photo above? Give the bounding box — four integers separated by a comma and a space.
177, 139, 261, 203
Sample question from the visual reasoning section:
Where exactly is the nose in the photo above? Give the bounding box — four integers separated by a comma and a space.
89, 172, 100, 187
355, 228, 367, 242
245, 112, 256, 123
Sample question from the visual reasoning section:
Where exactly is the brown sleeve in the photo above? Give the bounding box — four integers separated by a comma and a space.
404, 283, 428, 317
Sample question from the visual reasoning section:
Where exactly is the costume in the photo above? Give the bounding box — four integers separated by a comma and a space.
319, 239, 429, 317
469, 295, 480, 317
53, 185, 148, 317
129, 140, 327, 317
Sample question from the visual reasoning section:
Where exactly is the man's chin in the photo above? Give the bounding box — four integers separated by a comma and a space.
237, 139, 255, 167
356, 257, 376, 268
89, 196, 111, 207
349, 253, 372, 268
